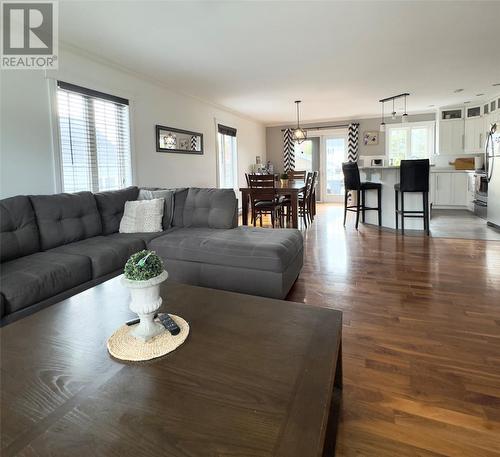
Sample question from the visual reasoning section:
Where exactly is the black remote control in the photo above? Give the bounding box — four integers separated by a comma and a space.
159, 314, 181, 336
126, 313, 158, 326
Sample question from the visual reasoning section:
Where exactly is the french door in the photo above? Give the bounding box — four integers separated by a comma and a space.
321, 132, 348, 202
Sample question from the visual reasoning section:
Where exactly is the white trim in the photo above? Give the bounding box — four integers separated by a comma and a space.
47, 78, 63, 193
59, 42, 265, 126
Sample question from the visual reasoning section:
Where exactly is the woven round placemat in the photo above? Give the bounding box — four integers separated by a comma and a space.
107, 314, 189, 362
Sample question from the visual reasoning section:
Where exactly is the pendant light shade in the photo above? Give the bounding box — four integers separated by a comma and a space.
380, 101, 386, 132
401, 94, 408, 123
292, 100, 307, 144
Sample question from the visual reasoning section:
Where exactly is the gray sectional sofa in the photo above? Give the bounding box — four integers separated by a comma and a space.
0, 186, 303, 325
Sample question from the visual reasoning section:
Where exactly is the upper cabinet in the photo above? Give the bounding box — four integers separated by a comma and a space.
439, 119, 464, 155
437, 96, 499, 155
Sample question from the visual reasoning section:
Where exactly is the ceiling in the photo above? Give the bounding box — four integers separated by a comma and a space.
59, 1, 500, 125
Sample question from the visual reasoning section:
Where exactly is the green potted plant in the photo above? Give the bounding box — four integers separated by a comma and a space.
280, 173, 289, 185
121, 250, 168, 341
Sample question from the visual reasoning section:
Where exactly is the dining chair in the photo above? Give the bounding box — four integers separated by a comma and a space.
298, 172, 314, 228
248, 174, 284, 228
307, 171, 318, 223
288, 170, 307, 181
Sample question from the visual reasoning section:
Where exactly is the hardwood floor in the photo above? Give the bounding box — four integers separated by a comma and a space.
285, 203, 500, 456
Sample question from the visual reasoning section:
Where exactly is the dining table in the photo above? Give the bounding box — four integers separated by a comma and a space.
240, 179, 307, 229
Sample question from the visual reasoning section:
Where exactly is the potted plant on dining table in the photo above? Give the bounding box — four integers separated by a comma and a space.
280, 173, 289, 186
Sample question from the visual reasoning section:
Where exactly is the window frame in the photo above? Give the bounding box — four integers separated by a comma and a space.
49, 78, 135, 193
215, 120, 238, 191
385, 120, 435, 163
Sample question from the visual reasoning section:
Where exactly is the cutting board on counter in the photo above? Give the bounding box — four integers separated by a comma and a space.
451, 157, 475, 170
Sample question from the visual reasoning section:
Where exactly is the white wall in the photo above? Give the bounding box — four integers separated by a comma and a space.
0, 47, 266, 199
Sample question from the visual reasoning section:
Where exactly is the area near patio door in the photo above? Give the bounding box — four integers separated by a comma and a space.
324, 134, 347, 202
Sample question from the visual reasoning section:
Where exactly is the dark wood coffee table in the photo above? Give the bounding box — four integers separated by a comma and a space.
1, 277, 342, 457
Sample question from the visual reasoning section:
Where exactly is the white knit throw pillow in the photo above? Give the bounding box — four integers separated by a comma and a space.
119, 198, 164, 233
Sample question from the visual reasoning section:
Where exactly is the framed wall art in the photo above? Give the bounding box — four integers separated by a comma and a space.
363, 131, 379, 145
156, 125, 203, 154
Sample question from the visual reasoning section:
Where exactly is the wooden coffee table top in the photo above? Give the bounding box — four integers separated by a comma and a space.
1, 277, 342, 457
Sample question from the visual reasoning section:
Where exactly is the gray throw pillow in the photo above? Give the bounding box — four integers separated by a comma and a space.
139, 189, 175, 229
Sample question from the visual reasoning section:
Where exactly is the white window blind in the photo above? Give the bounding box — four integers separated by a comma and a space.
217, 124, 238, 189
56, 81, 132, 193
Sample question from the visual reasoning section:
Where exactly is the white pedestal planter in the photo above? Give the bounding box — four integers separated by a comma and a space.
121, 270, 168, 341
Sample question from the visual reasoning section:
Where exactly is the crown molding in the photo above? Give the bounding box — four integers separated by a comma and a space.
58, 41, 266, 127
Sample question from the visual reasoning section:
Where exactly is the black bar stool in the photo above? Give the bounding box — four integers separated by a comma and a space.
342, 162, 382, 230
394, 159, 430, 236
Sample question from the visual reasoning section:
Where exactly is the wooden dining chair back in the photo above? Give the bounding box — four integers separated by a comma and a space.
308, 171, 318, 222
288, 170, 307, 180
247, 174, 282, 228
297, 172, 314, 228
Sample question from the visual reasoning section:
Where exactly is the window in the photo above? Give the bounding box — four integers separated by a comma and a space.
56, 81, 132, 193
217, 124, 237, 189
386, 121, 435, 166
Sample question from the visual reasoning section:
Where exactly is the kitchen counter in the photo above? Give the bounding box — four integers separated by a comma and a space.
360, 165, 472, 173
358, 167, 429, 230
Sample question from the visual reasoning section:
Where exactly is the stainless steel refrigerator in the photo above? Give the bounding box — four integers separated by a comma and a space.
486, 122, 500, 228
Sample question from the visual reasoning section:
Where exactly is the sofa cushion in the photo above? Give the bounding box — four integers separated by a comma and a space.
30, 192, 102, 250
149, 227, 303, 272
0, 293, 5, 318
182, 188, 237, 229
139, 189, 175, 229
0, 252, 92, 315
50, 235, 144, 278
107, 230, 173, 246
0, 195, 40, 262
94, 186, 139, 235
171, 188, 189, 227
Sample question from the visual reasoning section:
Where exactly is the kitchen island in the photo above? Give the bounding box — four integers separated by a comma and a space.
359, 166, 430, 230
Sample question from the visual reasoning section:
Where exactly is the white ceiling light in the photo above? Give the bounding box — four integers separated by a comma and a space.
292, 100, 307, 144
401, 94, 408, 123
379, 101, 386, 132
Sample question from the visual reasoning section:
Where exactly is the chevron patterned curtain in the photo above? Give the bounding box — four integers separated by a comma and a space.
283, 128, 295, 172
347, 123, 360, 162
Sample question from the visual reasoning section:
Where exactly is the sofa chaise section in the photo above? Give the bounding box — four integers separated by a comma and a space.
149, 188, 303, 299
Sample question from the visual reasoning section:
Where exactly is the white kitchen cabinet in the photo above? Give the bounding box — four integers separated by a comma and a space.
432, 171, 468, 208
439, 119, 464, 155
452, 172, 468, 206
464, 117, 485, 154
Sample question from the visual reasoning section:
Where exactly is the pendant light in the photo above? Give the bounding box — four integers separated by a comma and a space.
401, 94, 408, 123
380, 101, 386, 132
391, 98, 397, 120
292, 100, 307, 144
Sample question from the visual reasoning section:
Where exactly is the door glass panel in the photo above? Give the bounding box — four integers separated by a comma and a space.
326, 137, 346, 196
295, 140, 313, 172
